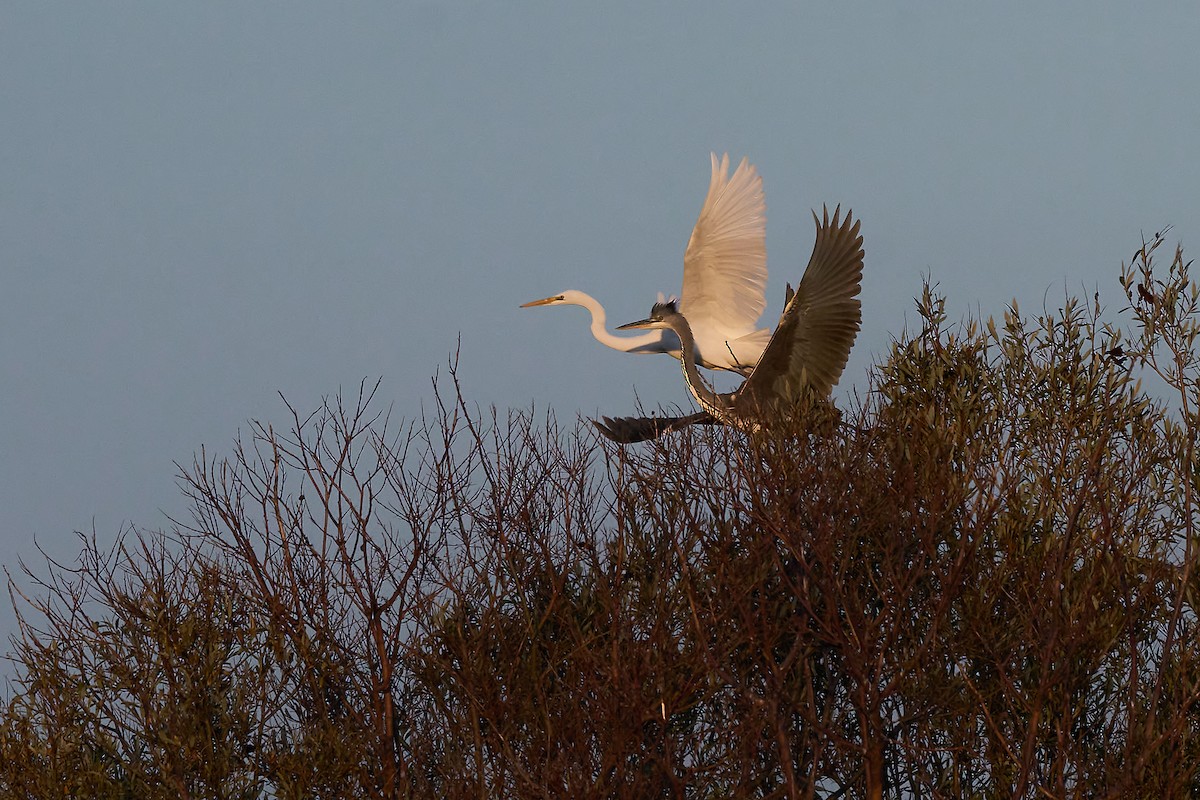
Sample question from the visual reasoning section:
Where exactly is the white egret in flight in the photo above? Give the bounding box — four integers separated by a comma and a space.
521, 154, 771, 376
594, 206, 863, 443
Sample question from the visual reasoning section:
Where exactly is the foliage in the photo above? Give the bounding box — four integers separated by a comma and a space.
3, 234, 1199, 798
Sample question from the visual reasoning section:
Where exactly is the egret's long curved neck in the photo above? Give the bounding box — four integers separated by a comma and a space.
664, 314, 726, 415
577, 292, 664, 353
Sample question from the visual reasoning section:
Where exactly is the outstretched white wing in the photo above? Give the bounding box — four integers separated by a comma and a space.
680, 153, 768, 336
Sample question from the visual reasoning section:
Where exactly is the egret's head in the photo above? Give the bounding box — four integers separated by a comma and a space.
520, 290, 585, 309
617, 299, 679, 330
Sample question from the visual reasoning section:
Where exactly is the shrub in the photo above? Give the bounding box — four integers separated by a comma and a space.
4, 233, 1198, 798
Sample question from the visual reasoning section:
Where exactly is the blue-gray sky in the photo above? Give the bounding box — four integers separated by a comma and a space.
3, 3, 1199, 646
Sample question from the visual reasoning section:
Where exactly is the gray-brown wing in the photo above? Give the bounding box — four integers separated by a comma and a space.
740, 205, 863, 406
592, 412, 719, 444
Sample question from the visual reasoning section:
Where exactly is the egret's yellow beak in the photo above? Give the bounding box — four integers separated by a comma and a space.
520, 295, 562, 308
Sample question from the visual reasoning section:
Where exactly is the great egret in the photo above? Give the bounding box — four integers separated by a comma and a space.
594, 206, 863, 443
521, 154, 771, 376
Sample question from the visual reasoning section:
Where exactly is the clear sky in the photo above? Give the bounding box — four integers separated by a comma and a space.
3, 3, 1199, 648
